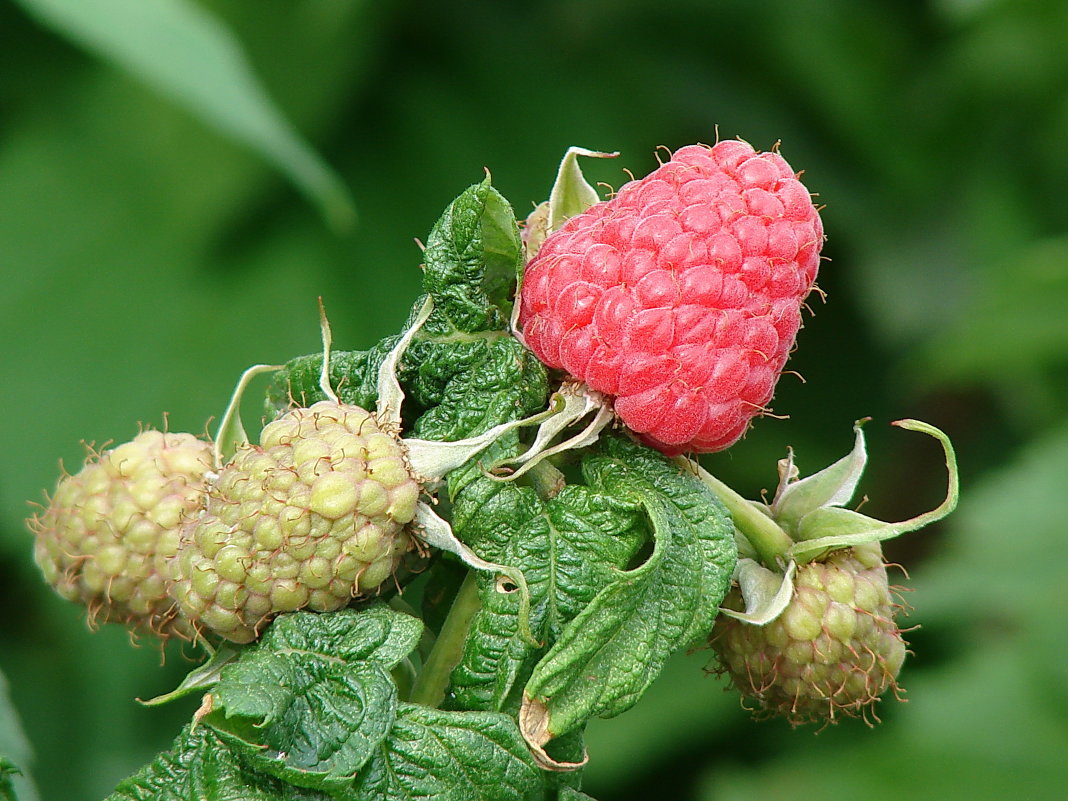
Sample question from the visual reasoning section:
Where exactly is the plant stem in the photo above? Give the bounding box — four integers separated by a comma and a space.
408, 571, 481, 708
679, 457, 794, 567
524, 458, 566, 500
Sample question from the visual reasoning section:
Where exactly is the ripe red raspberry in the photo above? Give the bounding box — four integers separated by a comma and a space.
518, 141, 823, 454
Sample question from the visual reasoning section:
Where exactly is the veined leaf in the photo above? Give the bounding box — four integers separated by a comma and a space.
349, 705, 543, 801
521, 435, 736, 744
421, 178, 523, 335
13, 0, 354, 229
205, 606, 422, 792
106, 725, 329, 801
448, 469, 647, 712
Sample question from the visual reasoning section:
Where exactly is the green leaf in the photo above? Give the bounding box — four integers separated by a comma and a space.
557, 788, 599, 801
521, 435, 736, 742
0, 756, 20, 801
421, 177, 523, 335
205, 606, 423, 791
106, 724, 330, 801
265, 339, 400, 419
349, 704, 543, 801
140, 643, 242, 707
413, 337, 549, 445
14, 0, 355, 229
448, 471, 647, 712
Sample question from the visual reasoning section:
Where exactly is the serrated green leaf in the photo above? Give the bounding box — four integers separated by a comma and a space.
13, 0, 355, 229
522, 435, 736, 741
106, 724, 329, 801
421, 178, 522, 335
349, 704, 543, 801
413, 337, 549, 445
206, 607, 422, 791
448, 472, 647, 712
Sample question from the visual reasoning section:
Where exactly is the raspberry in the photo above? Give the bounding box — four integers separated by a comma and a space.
29, 430, 211, 638
711, 542, 906, 725
170, 400, 421, 643
519, 141, 823, 455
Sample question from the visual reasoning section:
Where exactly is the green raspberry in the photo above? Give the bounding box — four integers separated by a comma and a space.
170, 400, 421, 643
712, 542, 907, 725
28, 430, 212, 638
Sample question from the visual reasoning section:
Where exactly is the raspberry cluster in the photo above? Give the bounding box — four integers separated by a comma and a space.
519, 141, 823, 454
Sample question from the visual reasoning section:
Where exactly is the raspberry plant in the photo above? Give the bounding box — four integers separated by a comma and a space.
24, 142, 956, 800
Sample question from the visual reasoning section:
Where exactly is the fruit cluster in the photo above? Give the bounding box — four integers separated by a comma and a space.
169, 401, 421, 643
31, 400, 421, 644
27, 140, 956, 731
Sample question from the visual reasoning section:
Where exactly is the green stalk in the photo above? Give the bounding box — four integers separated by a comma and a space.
678, 457, 794, 567
523, 458, 566, 500
408, 572, 481, 708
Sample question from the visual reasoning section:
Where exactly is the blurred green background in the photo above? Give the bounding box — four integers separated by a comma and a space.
2, 0, 1067, 799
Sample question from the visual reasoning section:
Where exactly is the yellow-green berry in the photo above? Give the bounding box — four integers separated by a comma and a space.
28, 430, 211, 638
712, 542, 907, 725
170, 400, 421, 643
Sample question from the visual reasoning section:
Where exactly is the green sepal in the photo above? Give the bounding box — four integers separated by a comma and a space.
545, 148, 614, 233
772, 420, 868, 537
718, 558, 797, 626
787, 419, 960, 563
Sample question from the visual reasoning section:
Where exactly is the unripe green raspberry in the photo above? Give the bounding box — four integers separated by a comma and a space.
712, 542, 906, 725
29, 430, 212, 638
170, 400, 421, 643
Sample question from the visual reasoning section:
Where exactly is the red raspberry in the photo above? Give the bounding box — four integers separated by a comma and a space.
518, 141, 823, 454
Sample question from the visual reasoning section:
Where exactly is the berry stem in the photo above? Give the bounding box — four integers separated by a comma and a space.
408, 571, 481, 708
679, 457, 794, 567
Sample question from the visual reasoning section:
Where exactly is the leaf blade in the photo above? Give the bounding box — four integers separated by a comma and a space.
206, 607, 422, 790
351, 705, 544, 801
14, 0, 354, 228
106, 725, 330, 801
522, 436, 737, 741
